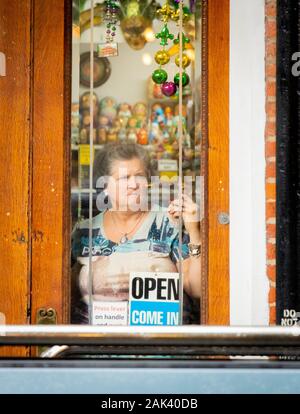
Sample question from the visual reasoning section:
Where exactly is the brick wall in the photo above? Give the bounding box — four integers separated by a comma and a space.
265, 0, 276, 325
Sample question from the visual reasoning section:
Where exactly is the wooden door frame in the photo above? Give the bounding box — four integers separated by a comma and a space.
0, 0, 229, 343
201, 0, 230, 325
30, 0, 72, 326
0, 0, 32, 357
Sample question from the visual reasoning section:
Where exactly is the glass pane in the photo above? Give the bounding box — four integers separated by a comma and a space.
71, 0, 202, 327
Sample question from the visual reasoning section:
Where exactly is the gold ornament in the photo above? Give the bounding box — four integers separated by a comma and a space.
175, 54, 191, 68
156, 3, 174, 22
171, 8, 190, 23
155, 50, 170, 65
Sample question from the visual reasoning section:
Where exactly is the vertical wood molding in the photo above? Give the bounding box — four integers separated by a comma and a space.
31, 0, 71, 325
206, 0, 230, 324
0, 0, 31, 356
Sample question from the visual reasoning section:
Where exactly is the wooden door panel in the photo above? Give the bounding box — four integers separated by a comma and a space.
202, 0, 230, 324
0, 0, 31, 356
31, 0, 71, 325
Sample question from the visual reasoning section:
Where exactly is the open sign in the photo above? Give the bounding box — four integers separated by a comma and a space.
129, 272, 180, 326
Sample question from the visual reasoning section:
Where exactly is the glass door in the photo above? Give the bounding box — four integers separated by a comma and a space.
70, 0, 203, 327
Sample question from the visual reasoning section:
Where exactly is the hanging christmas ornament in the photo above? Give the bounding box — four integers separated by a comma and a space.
173, 32, 190, 48
154, 49, 170, 65
152, 68, 168, 84
151, 0, 191, 97
155, 24, 174, 46
175, 53, 190, 68
170, 3, 190, 23
161, 81, 177, 97
104, 0, 119, 43
156, 1, 174, 22
174, 72, 190, 87
98, 0, 119, 57
151, 0, 175, 88
173, 30, 191, 91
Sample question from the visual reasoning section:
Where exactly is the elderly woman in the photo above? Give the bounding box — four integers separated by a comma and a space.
71, 142, 201, 324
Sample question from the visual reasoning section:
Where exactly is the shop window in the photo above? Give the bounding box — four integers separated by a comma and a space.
70, 0, 203, 327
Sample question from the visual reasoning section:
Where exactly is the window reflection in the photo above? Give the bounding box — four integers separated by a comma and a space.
71, 0, 202, 327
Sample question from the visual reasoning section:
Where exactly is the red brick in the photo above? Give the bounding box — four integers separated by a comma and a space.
266, 101, 276, 118
266, 201, 276, 218
266, 140, 276, 158
266, 162, 276, 177
266, 2, 276, 18
266, 20, 276, 38
267, 243, 276, 260
266, 41, 276, 57
266, 81, 276, 97
269, 305, 276, 325
266, 223, 276, 239
266, 63, 276, 77
267, 265, 276, 282
265, 121, 276, 136
269, 287, 276, 303
266, 183, 276, 200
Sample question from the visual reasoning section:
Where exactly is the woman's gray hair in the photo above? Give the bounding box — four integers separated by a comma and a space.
93, 142, 152, 188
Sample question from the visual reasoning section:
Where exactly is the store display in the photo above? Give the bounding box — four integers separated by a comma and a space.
99, 96, 118, 122
104, 0, 119, 43
97, 0, 120, 57
132, 102, 147, 126
151, 0, 191, 97
153, 43, 176, 96
74, 1, 197, 205
74, 90, 194, 184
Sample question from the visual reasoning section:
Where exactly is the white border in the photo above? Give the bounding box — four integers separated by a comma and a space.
230, 0, 269, 325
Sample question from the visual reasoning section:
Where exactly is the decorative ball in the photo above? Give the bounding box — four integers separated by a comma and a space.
161, 82, 177, 97
175, 54, 191, 69
152, 69, 168, 84
155, 50, 170, 65
174, 72, 190, 87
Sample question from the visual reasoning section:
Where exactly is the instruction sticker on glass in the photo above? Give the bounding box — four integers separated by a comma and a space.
129, 272, 180, 326
92, 301, 128, 326
79, 144, 94, 165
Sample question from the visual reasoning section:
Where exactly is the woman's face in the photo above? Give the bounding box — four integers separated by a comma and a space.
107, 157, 148, 212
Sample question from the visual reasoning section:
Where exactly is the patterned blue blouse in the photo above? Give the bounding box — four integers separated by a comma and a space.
71, 210, 200, 325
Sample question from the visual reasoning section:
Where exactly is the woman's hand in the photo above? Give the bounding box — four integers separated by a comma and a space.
168, 194, 201, 243
169, 195, 201, 299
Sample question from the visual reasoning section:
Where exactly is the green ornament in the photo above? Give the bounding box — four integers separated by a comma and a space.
152, 69, 168, 84
174, 72, 190, 87
173, 32, 190, 49
155, 24, 174, 46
